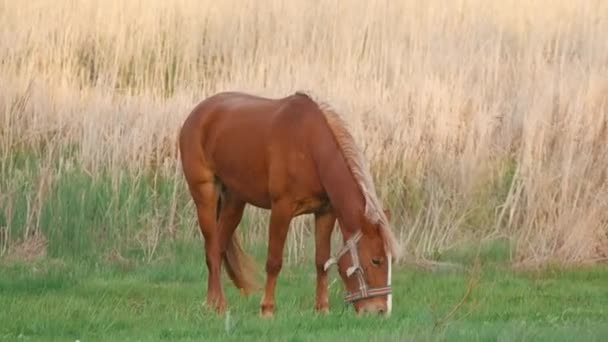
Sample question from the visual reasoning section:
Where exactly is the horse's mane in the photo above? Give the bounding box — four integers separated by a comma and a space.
296, 91, 401, 259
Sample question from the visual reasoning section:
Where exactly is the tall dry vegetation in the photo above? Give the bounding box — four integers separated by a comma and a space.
1, 0, 607, 266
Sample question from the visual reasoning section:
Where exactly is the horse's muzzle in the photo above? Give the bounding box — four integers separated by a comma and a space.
355, 300, 389, 315
323, 231, 393, 311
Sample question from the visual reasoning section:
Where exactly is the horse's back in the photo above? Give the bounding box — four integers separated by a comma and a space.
182, 91, 321, 156
179, 91, 325, 209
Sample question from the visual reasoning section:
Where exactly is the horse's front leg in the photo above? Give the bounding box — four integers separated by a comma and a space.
314, 209, 336, 313
260, 201, 293, 317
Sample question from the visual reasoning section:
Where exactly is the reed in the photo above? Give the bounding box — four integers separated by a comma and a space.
1, 0, 606, 266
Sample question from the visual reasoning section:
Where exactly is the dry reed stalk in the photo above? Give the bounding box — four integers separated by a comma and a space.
0, 0, 607, 265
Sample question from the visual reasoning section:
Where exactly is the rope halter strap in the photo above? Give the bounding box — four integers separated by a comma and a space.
323, 231, 392, 303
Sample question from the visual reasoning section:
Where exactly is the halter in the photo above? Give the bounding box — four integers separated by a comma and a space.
323, 231, 392, 303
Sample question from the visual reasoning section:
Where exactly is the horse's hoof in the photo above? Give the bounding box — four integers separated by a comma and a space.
205, 298, 227, 314
260, 303, 275, 318
315, 304, 330, 314
260, 310, 274, 318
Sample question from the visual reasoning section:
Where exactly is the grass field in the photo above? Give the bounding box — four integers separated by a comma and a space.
1, 154, 605, 340
2, 251, 608, 341
1, 0, 608, 340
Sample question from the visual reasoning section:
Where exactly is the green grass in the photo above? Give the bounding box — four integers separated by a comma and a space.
0, 149, 197, 262
1, 252, 607, 341
2, 153, 607, 341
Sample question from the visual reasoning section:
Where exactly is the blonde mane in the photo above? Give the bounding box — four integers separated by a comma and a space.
297, 91, 401, 259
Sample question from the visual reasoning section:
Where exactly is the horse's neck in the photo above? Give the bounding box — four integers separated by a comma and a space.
314, 135, 366, 241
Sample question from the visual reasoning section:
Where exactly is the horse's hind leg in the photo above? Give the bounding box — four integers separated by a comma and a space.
217, 191, 257, 292
187, 180, 225, 312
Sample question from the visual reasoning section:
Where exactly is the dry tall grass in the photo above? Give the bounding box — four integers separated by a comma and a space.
1, 0, 607, 266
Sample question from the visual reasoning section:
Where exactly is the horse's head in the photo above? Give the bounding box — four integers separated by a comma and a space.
324, 209, 398, 316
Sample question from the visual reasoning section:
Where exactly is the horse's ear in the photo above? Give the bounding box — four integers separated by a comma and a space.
383, 209, 391, 221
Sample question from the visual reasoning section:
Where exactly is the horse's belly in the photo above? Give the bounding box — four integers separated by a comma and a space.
214, 161, 272, 209
293, 196, 328, 216
225, 180, 272, 209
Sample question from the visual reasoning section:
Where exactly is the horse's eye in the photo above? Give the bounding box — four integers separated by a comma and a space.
371, 257, 383, 267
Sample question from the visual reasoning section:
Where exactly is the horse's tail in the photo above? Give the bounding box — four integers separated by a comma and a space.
223, 233, 262, 294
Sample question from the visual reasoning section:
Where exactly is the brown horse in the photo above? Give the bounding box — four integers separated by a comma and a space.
178, 91, 401, 317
